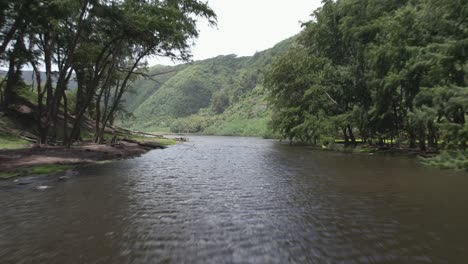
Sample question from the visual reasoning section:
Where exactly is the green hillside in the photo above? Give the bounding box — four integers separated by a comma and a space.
122, 65, 185, 113
120, 37, 295, 136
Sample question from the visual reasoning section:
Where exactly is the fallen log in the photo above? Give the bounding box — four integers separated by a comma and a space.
137, 141, 167, 149
120, 138, 166, 149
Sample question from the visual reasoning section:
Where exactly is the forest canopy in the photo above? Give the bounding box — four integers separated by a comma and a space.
0, 0, 215, 146
265, 0, 467, 153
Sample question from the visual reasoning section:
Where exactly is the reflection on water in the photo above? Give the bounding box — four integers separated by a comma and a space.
1, 136, 467, 263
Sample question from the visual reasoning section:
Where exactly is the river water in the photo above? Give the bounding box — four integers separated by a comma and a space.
1, 136, 467, 263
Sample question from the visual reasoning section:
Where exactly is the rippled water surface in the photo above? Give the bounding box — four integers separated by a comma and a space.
1, 136, 468, 263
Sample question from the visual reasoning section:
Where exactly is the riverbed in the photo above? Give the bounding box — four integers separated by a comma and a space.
1, 136, 467, 263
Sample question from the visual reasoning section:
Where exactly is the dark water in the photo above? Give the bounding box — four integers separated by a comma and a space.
1, 136, 468, 264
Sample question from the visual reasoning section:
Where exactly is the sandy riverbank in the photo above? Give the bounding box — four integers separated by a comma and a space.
0, 140, 172, 179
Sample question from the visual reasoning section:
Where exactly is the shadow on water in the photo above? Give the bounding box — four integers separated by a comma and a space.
1, 136, 467, 263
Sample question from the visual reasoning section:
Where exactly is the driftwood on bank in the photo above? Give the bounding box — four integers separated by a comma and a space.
121, 138, 167, 149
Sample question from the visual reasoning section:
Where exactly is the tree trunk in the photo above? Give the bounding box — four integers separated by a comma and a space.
0, 20, 19, 56
0, 78, 5, 107
96, 49, 150, 144
418, 128, 426, 152
62, 92, 69, 147
347, 125, 356, 146
39, 31, 54, 144
3, 42, 22, 111
46, 3, 88, 145
427, 122, 437, 150
3, 59, 15, 110
409, 129, 417, 148
94, 86, 105, 143
30, 60, 45, 145
342, 127, 349, 146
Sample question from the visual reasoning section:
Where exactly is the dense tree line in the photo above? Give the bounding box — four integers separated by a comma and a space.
0, 0, 215, 146
266, 0, 467, 152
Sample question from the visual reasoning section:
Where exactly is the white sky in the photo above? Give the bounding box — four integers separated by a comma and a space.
149, 0, 323, 66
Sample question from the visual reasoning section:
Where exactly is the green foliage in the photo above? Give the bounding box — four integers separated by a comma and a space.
131, 58, 239, 120
211, 89, 230, 114
422, 151, 468, 171
0, 112, 34, 150
264, 0, 467, 154
123, 134, 177, 146
205, 117, 271, 138
14, 86, 38, 104
0, 0, 217, 146
0, 131, 29, 150
121, 37, 296, 136
123, 65, 181, 113
203, 85, 272, 137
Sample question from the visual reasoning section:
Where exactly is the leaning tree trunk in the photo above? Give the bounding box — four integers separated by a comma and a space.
409, 129, 417, 148
0, 78, 6, 107
342, 127, 349, 147
96, 49, 150, 144
427, 121, 437, 150
3, 48, 21, 111
347, 125, 356, 146
418, 127, 426, 152
62, 92, 69, 147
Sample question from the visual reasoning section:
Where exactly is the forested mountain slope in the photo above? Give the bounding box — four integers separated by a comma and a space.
120, 37, 295, 135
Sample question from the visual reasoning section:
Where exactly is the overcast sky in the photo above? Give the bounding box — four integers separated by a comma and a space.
149, 0, 323, 66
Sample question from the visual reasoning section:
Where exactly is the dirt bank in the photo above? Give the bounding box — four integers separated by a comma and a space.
0, 140, 170, 178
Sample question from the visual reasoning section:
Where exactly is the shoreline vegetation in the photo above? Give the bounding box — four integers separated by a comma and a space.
262, 0, 467, 171
1, 127, 466, 180
165, 130, 467, 171
0, 0, 215, 179
130, 130, 468, 171
289, 139, 465, 171
0, 96, 178, 180
0, 0, 466, 175
0, 131, 177, 180
115, 1, 466, 173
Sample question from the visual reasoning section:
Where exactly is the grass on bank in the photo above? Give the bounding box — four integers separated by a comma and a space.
80, 130, 177, 146
421, 151, 468, 171
123, 134, 177, 146
0, 164, 74, 179
0, 114, 31, 150
0, 131, 30, 150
